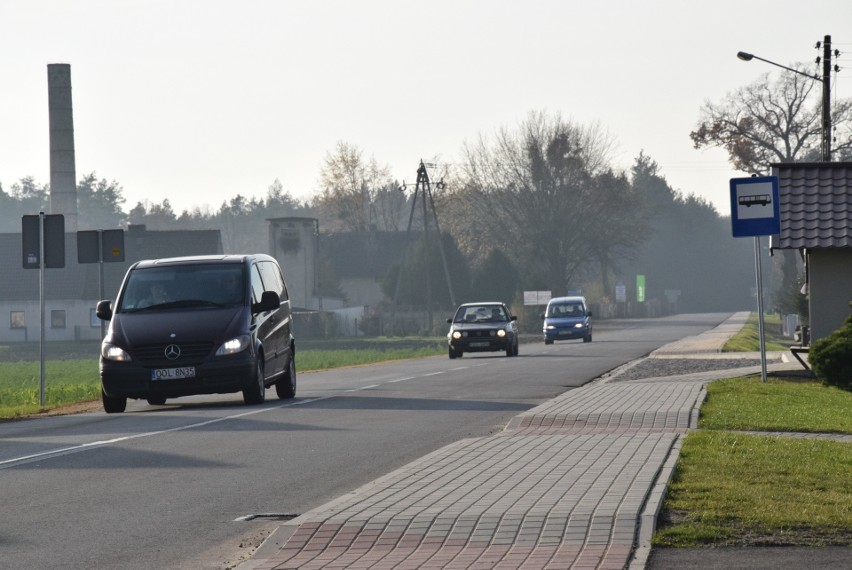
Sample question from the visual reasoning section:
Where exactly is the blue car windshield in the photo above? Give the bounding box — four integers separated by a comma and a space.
548, 303, 585, 317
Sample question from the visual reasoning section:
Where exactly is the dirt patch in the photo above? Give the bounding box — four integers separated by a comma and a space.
1, 400, 102, 423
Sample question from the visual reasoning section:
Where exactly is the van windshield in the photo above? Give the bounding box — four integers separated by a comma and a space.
118, 264, 245, 312
547, 303, 585, 317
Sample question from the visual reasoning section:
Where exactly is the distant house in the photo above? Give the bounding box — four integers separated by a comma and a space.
771, 162, 852, 342
0, 224, 222, 343
321, 231, 418, 308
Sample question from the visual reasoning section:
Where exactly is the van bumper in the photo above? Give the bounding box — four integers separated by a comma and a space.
543, 325, 590, 342
100, 353, 256, 400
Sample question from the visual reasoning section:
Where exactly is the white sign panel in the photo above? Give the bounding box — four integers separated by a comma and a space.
523, 291, 552, 306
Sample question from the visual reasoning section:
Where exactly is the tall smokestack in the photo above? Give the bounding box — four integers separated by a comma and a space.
47, 63, 78, 232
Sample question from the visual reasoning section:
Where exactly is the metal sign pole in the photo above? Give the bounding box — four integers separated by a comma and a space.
98, 230, 106, 339
754, 236, 768, 383
39, 212, 46, 407
731, 176, 779, 384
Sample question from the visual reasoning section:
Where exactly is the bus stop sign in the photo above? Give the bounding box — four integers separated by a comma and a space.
730, 176, 781, 237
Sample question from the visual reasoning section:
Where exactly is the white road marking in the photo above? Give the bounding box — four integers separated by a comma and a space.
345, 384, 380, 392
0, 396, 331, 469
2, 359, 499, 469
388, 376, 415, 383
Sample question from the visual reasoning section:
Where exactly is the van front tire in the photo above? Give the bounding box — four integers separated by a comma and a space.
243, 358, 266, 405
102, 389, 127, 413
276, 355, 296, 399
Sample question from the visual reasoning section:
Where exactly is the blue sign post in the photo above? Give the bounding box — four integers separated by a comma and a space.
730, 176, 781, 383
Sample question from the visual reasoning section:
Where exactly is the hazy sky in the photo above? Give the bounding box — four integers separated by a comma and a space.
2, 0, 850, 216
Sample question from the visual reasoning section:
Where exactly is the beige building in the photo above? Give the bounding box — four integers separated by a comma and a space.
772, 162, 852, 342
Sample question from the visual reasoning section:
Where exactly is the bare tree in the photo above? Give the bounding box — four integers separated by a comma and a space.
456, 111, 628, 294
314, 141, 402, 232
691, 64, 852, 312
691, 64, 852, 172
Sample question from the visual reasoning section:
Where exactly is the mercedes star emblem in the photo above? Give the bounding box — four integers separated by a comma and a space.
164, 344, 181, 360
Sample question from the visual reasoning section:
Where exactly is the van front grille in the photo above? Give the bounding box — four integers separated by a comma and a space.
133, 343, 214, 366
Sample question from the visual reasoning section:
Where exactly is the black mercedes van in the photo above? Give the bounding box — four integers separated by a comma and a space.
95, 254, 295, 413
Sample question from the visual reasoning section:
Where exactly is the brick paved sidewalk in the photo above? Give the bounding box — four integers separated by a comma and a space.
241, 381, 707, 570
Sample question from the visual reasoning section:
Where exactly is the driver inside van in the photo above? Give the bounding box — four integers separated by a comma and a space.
138, 283, 170, 308
216, 273, 242, 304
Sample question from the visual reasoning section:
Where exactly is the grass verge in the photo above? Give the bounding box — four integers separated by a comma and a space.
655, 428, 852, 547
722, 312, 793, 352
655, 312, 852, 547
0, 339, 446, 420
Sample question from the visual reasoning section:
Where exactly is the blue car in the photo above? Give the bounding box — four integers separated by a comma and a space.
541, 296, 592, 345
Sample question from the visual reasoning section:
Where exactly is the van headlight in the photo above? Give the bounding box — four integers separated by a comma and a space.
497, 330, 506, 337
452, 331, 462, 339
574, 323, 584, 328
216, 335, 250, 356
101, 343, 131, 362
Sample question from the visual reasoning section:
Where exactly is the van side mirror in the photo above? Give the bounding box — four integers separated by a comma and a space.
252, 290, 280, 314
96, 300, 113, 321
587, 310, 593, 317
510, 315, 517, 321
540, 313, 545, 319
446, 318, 452, 324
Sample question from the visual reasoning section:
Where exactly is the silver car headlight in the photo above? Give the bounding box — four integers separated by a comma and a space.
452, 331, 462, 340
101, 343, 131, 362
215, 335, 251, 356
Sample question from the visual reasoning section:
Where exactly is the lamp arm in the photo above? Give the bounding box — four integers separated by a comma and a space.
743, 53, 821, 82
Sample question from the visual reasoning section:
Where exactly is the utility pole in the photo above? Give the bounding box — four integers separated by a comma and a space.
821, 35, 832, 161
738, 34, 839, 162
393, 160, 456, 334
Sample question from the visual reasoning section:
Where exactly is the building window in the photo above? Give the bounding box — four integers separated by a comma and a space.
90, 308, 101, 327
51, 310, 66, 329
10, 311, 25, 329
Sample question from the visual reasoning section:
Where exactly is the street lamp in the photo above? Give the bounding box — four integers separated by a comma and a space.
737, 34, 833, 161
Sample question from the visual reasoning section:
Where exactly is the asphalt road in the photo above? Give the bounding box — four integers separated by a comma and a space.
0, 313, 732, 569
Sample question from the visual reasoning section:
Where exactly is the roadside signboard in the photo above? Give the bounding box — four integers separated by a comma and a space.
22, 214, 65, 268
523, 291, 552, 306
21, 213, 66, 407
77, 229, 125, 263
730, 176, 779, 383
77, 229, 125, 340
615, 281, 626, 303
730, 176, 781, 237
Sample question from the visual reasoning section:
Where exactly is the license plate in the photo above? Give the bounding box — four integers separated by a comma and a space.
469, 342, 489, 347
151, 367, 196, 380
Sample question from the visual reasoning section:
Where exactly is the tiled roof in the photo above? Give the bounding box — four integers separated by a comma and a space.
772, 162, 852, 249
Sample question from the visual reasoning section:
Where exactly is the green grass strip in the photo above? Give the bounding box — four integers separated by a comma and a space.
0, 344, 447, 419
723, 312, 793, 352
654, 430, 852, 547
701, 376, 852, 433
